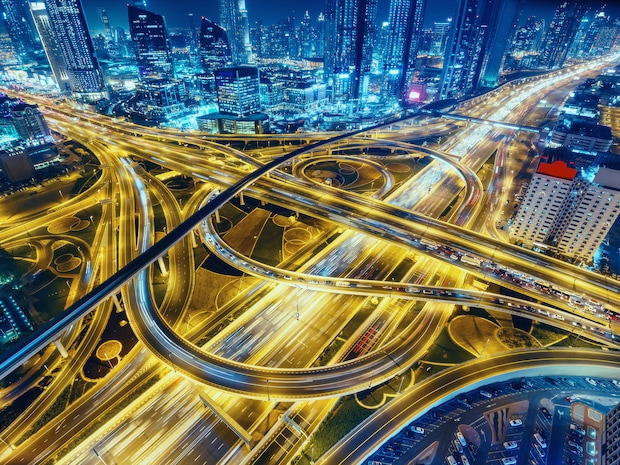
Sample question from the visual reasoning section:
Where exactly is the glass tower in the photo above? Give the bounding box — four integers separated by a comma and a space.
218, 0, 252, 64
199, 17, 231, 74
128, 5, 175, 81
29, 0, 104, 95
382, 0, 426, 104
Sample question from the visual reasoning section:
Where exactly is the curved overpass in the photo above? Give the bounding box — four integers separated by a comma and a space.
320, 348, 620, 464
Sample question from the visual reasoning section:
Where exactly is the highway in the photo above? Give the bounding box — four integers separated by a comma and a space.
1, 53, 619, 464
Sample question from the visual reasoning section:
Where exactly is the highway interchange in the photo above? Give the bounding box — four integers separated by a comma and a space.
1, 54, 620, 464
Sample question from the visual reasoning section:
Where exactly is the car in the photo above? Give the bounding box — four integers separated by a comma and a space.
534, 433, 547, 448
562, 377, 576, 387
568, 441, 583, 451
545, 377, 558, 385
502, 457, 517, 465
566, 396, 574, 403
411, 426, 425, 434
534, 443, 546, 458
569, 431, 583, 441
468, 443, 477, 455
612, 379, 620, 388
585, 377, 597, 386
567, 458, 579, 465
570, 423, 585, 435
461, 455, 470, 465
569, 445, 583, 457
540, 407, 552, 419
480, 390, 493, 399
456, 432, 467, 446
509, 418, 523, 427
453, 439, 463, 453
503, 441, 518, 450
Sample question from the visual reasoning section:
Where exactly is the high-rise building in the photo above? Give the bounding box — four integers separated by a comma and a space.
30, 0, 105, 96
510, 159, 620, 263
98, 8, 112, 42
29, 1, 69, 91
606, 401, 620, 465
1, 0, 39, 61
439, 0, 483, 99
219, 0, 252, 64
430, 21, 452, 56
198, 17, 231, 74
511, 16, 544, 54
315, 12, 325, 59
10, 103, 51, 143
382, 0, 426, 104
188, 13, 198, 50
214, 66, 260, 117
128, 5, 175, 81
300, 11, 313, 58
324, 0, 377, 105
538, 1, 585, 69
477, 0, 521, 89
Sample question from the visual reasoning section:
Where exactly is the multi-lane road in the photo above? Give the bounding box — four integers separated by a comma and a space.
1, 54, 620, 465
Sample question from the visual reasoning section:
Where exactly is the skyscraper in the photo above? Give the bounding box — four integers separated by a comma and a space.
128, 5, 175, 81
430, 21, 452, 56
538, 1, 585, 69
324, 0, 377, 105
1, 0, 38, 61
382, 0, 426, 104
199, 17, 231, 74
439, 0, 483, 99
300, 11, 313, 59
30, 0, 105, 96
219, 0, 252, 64
477, 0, 521, 88
214, 66, 260, 117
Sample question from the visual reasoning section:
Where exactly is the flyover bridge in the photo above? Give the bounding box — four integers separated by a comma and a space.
423, 109, 542, 133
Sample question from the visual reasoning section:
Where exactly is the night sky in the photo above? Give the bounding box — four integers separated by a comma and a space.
80, 0, 619, 35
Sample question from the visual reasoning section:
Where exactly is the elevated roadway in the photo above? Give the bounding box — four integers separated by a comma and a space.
320, 348, 620, 464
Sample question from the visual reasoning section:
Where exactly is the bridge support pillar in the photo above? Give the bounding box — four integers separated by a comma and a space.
112, 293, 122, 312
53, 339, 69, 358
281, 413, 307, 438
215, 209, 221, 223
199, 393, 254, 448
239, 192, 245, 206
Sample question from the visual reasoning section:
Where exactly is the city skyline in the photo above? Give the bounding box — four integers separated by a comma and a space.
1, 0, 620, 463
79, 0, 620, 34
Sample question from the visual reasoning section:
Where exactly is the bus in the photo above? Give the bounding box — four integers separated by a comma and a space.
461, 255, 482, 267
420, 238, 439, 250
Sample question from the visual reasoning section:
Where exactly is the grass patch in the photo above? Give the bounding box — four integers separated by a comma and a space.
530, 322, 569, 346
424, 326, 476, 364
17, 385, 71, 445
292, 396, 374, 465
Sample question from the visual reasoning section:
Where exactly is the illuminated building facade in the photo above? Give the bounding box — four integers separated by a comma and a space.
199, 17, 231, 74
382, 0, 425, 104
438, 0, 482, 99
29, 0, 104, 96
0, 0, 38, 61
128, 5, 175, 81
538, 1, 585, 69
324, 0, 377, 106
511, 158, 620, 262
218, 0, 252, 64
215, 66, 260, 117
